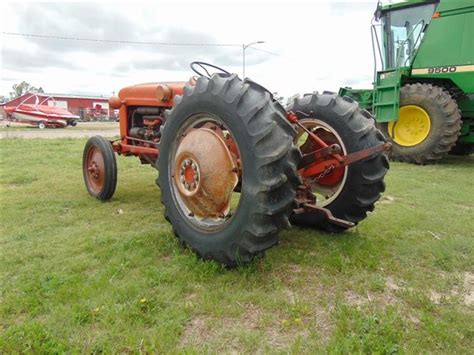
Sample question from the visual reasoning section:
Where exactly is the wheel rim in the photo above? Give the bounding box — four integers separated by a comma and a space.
296, 119, 348, 207
388, 105, 431, 147
169, 114, 241, 232
85, 145, 105, 194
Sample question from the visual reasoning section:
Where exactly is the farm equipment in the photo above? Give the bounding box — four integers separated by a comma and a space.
83, 62, 390, 266
340, 0, 474, 163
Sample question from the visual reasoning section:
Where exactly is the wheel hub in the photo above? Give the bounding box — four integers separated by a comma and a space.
88, 162, 100, 179
85, 146, 105, 193
178, 158, 200, 193
296, 119, 348, 207
388, 105, 431, 146
173, 128, 238, 219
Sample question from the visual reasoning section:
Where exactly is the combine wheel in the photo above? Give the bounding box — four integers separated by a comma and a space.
158, 74, 299, 266
380, 83, 461, 164
38, 121, 46, 129
288, 93, 389, 233
83, 136, 117, 200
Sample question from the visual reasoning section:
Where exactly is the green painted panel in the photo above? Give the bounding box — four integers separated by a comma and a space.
374, 70, 400, 122
412, 9, 474, 67
338, 88, 373, 110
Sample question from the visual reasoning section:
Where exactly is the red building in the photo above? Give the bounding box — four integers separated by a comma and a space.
2, 92, 114, 121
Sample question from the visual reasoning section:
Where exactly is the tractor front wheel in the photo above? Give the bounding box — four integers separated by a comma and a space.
380, 83, 461, 164
288, 93, 389, 233
83, 136, 117, 200
158, 74, 300, 266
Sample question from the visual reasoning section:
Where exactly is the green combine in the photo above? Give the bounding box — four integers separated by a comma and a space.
341, 0, 474, 163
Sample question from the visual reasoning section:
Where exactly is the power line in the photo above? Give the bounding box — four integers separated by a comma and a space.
1, 32, 241, 47
247, 46, 279, 56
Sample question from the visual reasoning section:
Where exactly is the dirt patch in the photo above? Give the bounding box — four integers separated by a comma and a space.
344, 276, 402, 308
179, 300, 329, 350
344, 290, 369, 306
429, 290, 443, 304
378, 195, 396, 204
463, 272, 474, 306
180, 316, 212, 346
385, 276, 401, 291
180, 304, 263, 348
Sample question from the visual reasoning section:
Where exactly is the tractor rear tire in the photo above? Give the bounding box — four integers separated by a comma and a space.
157, 74, 300, 267
83, 136, 117, 201
380, 83, 461, 164
288, 93, 389, 233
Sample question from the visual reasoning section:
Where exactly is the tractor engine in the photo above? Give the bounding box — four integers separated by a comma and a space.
128, 107, 165, 143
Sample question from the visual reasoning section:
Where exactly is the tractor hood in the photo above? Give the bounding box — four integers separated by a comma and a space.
117, 81, 190, 107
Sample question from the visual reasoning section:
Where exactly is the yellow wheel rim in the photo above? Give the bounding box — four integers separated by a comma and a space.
388, 105, 431, 147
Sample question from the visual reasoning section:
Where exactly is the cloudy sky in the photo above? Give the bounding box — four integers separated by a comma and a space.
1, 1, 380, 99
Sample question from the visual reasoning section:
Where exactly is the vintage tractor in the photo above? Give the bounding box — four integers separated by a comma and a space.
83, 62, 390, 266
341, 0, 474, 163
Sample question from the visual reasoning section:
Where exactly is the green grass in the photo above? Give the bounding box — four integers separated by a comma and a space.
1, 138, 473, 353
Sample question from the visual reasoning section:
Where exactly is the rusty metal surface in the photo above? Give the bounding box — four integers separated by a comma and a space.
117, 142, 158, 156
156, 84, 172, 102
342, 142, 392, 165
300, 143, 391, 178
295, 203, 355, 228
293, 184, 354, 228
173, 128, 238, 219
85, 145, 105, 194
118, 82, 187, 107
108, 96, 122, 109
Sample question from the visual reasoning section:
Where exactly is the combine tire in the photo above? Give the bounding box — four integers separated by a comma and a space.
158, 74, 300, 266
83, 136, 117, 200
37, 121, 46, 129
380, 83, 461, 164
288, 93, 389, 233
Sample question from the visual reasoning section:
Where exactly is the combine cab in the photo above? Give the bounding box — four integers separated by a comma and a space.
83, 62, 390, 266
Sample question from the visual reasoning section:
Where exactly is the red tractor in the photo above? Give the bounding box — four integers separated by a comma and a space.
83, 62, 390, 266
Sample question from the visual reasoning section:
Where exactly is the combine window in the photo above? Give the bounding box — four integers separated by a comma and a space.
382, 3, 437, 69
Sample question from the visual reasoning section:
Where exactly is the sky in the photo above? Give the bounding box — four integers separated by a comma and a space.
1, 0, 381, 99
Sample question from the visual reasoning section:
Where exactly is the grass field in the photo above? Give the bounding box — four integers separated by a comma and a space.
1, 138, 473, 353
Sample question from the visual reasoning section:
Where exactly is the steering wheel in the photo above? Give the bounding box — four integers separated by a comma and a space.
190, 61, 231, 78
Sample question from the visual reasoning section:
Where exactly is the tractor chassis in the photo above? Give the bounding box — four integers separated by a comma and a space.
107, 110, 391, 229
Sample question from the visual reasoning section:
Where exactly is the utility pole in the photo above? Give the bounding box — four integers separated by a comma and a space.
242, 41, 265, 78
